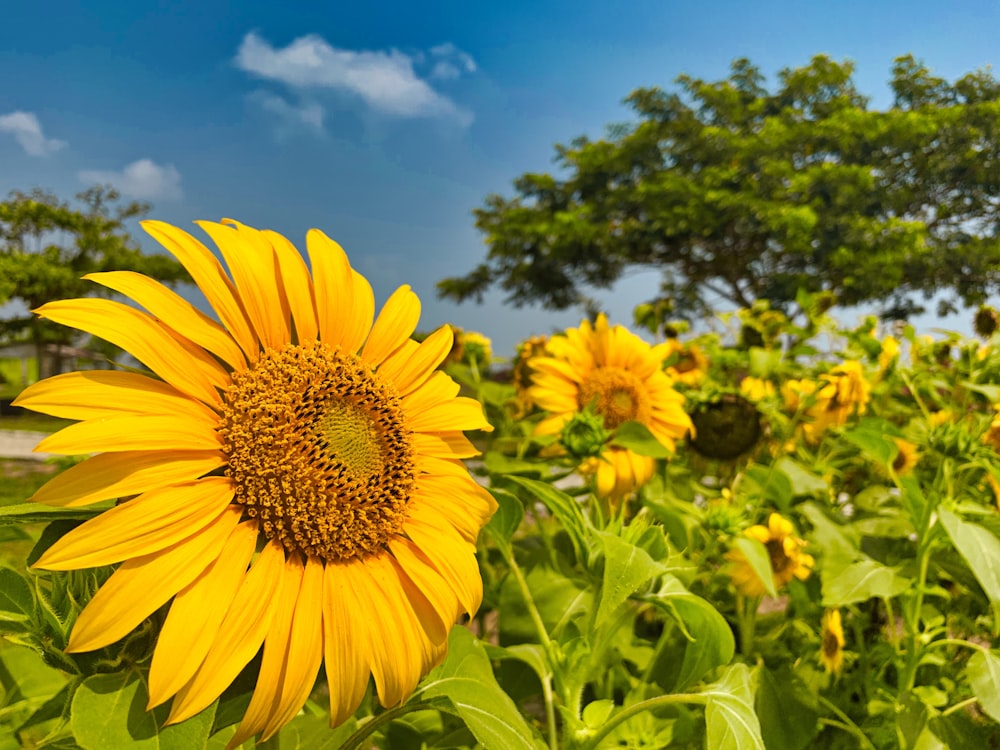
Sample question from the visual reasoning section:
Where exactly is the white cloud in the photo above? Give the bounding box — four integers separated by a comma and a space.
429, 43, 477, 74
235, 32, 473, 124
79, 159, 182, 201
251, 91, 325, 130
0, 111, 67, 156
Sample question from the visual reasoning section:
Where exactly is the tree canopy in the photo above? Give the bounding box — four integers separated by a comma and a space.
0, 186, 188, 365
438, 54, 1000, 321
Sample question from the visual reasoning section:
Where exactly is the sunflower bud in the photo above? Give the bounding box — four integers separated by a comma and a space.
560, 409, 612, 460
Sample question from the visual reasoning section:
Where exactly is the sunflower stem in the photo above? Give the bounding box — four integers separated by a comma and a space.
337, 701, 432, 750
817, 695, 876, 750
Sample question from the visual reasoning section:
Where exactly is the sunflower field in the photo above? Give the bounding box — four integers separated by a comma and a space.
4, 223, 1000, 749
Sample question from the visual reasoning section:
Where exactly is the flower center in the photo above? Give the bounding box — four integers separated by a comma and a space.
822, 630, 841, 658
577, 368, 651, 430
218, 342, 415, 562
766, 538, 793, 575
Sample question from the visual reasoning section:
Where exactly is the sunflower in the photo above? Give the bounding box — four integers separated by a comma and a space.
819, 608, 846, 674
511, 335, 549, 416
725, 513, 814, 597
663, 340, 709, 386
891, 438, 919, 475
13, 219, 496, 746
528, 314, 692, 500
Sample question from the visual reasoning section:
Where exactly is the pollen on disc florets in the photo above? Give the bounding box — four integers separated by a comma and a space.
218, 341, 415, 562
577, 368, 652, 430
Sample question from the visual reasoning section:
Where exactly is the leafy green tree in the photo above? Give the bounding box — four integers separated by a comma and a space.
0, 186, 188, 375
438, 54, 1000, 321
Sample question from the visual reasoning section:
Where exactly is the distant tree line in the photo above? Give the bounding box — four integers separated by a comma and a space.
439, 54, 1000, 323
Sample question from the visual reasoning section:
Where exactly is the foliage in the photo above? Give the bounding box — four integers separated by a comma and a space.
0, 187, 187, 363
438, 54, 1000, 321
10, 288, 1000, 747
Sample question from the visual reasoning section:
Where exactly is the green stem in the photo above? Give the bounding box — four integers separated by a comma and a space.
737, 595, 759, 656
942, 696, 979, 717
578, 693, 706, 750
817, 695, 876, 750
338, 701, 433, 750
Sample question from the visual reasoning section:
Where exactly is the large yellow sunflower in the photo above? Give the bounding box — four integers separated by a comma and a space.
13, 219, 496, 746
528, 314, 692, 500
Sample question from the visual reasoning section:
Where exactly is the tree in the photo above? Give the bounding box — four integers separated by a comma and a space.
0, 186, 188, 375
438, 55, 1000, 321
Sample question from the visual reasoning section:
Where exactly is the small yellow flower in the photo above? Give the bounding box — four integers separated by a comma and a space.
511, 335, 549, 415
983, 407, 1000, 453
891, 438, 919, 475
740, 376, 775, 402
929, 409, 954, 428
820, 608, 846, 674
662, 340, 709, 386
460, 330, 492, 366
878, 336, 900, 373
726, 513, 814, 597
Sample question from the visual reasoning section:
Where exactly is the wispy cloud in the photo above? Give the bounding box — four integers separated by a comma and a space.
250, 91, 325, 131
429, 43, 477, 80
0, 111, 67, 156
79, 159, 182, 201
235, 32, 475, 125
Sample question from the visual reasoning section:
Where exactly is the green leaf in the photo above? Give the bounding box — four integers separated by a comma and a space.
501, 475, 591, 562
773, 457, 827, 498
418, 627, 546, 750
755, 666, 818, 750
0, 504, 103, 526
842, 420, 901, 466
593, 529, 667, 627
71, 671, 215, 750
939, 507, 1000, 603
702, 664, 765, 750
645, 576, 735, 691
822, 558, 911, 606
0, 567, 35, 624
582, 699, 615, 728
611, 421, 672, 458
966, 649, 1000, 724
484, 488, 524, 552
742, 464, 792, 509
731, 537, 778, 598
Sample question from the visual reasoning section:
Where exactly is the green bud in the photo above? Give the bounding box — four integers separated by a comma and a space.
561, 409, 612, 460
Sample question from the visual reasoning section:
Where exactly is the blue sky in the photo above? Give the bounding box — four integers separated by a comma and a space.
2, 0, 998, 355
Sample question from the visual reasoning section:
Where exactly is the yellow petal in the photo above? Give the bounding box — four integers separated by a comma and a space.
378, 325, 453, 396
342, 269, 375, 355
84, 271, 246, 370
36, 477, 234, 570
351, 554, 431, 708
148, 520, 258, 708
407, 397, 492, 434
306, 229, 354, 348
66, 506, 242, 653
261, 229, 318, 343
227, 556, 305, 747
322, 561, 372, 727
236, 555, 325, 745
389, 537, 460, 642
361, 285, 421, 366
35, 298, 226, 406
410, 432, 479, 460
12, 370, 218, 423
411, 475, 496, 543
142, 220, 258, 360
37, 414, 221, 455
403, 508, 482, 615
199, 220, 290, 351
29, 450, 223, 507
167, 540, 285, 724
400, 371, 461, 415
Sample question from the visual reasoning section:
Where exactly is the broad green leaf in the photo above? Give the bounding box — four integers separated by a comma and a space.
594, 529, 667, 627
755, 666, 818, 750
742, 464, 792, 509
582, 699, 615, 728
646, 576, 734, 691
484, 488, 524, 551
822, 558, 911, 606
0, 504, 103, 526
966, 649, 1000, 724
842, 420, 902, 466
702, 664, 765, 750
71, 671, 215, 750
418, 627, 546, 750
611, 421, 671, 458
773, 457, 827, 498
0, 567, 34, 624
501, 475, 590, 562
939, 507, 1000, 603
731, 537, 778, 598
961, 381, 1000, 402
498, 562, 591, 641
